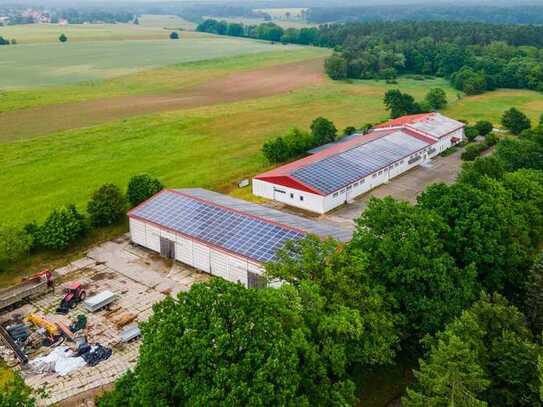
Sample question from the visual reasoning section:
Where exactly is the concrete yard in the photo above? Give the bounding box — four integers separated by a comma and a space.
0, 235, 209, 406
324, 147, 464, 223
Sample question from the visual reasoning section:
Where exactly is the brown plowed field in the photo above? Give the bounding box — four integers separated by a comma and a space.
0, 58, 325, 142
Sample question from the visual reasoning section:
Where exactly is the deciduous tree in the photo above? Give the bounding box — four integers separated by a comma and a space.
126, 175, 163, 207
352, 197, 476, 340
501, 108, 531, 135
425, 88, 448, 109
87, 184, 126, 227
310, 117, 337, 145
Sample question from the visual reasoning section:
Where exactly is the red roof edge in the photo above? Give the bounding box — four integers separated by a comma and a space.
255, 176, 324, 196
375, 113, 434, 129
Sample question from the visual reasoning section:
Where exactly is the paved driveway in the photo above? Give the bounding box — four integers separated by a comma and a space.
324, 148, 464, 224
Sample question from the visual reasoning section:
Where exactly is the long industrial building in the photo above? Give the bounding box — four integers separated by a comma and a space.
128, 188, 351, 288
252, 112, 465, 214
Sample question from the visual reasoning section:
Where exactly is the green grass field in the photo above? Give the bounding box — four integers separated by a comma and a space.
2, 68, 542, 228
0, 48, 327, 113
0, 18, 196, 44
0, 36, 302, 88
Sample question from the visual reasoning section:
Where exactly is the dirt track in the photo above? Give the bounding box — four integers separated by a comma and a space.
0, 58, 325, 142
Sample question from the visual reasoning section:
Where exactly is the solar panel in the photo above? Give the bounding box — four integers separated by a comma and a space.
292, 131, 430, 194
130, 191, 306, 263
409, 114, 462, 138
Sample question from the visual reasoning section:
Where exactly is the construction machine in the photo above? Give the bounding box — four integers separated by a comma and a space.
56, 282, 86, 314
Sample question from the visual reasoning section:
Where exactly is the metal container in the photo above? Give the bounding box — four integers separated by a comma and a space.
83, 290, 117, 312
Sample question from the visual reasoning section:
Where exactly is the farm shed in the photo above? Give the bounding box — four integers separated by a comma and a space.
253, 112, 464, 214
128, 189, 351, 288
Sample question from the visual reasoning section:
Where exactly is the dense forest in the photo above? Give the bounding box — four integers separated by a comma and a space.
198, 19, 543, 95
307, 4, 543, 25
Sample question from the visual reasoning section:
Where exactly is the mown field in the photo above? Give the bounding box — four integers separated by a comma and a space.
0, 16, 195, 44
0, 48, 327, 113
0, 35, 302, 88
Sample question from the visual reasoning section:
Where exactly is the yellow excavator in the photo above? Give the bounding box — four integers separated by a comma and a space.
26, 313, 60, 337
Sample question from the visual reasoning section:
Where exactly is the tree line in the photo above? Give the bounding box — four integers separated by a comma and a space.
321, 21, 543, 95
0, 175, 162, 271
197, 18, 319, 45
95, 114, 543, 405
199, 18, 543, 96
307, 4, 543, 25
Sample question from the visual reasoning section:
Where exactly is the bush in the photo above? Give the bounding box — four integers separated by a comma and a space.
310, 117, 337, 145
37, 205, 87, 250
485, 132, 499, 147
343, 126, 357, 136
360, 123, 373, 134
325, 54, 348, 80
262, 128, 314, 163
425, 88, 448, 110
169, 31, 179, 39
0, 225, 32, 264
475, 120, 493, 136
59, 33, 67, 43
464, 126, 480, 142
127, 175, 164, 207
87, 184, 127, 227
461, 143, 486, 161
502, 108, 531, 135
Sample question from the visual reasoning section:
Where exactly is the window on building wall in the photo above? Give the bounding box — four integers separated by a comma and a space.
274, 188, 286, 194
290, 193, 294, 199
347, 185, 352, 190
333, 192, 339, 198
354, 182, 359, 187
372, 173, 377, 178
340, 189, 346, 194
360, 178, 365, 184
378, 171, 383, 175
300, 196, 304, 201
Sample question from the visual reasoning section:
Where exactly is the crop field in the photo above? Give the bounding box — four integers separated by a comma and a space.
0, 21, 192, 45
0, 36, 302, 88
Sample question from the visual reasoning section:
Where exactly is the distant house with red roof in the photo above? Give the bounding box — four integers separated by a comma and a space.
252, 112, 464, 214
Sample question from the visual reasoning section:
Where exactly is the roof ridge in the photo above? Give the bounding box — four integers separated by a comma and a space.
165, 189, 309, 235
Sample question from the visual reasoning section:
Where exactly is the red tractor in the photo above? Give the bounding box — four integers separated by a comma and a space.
56, 282, 86, 314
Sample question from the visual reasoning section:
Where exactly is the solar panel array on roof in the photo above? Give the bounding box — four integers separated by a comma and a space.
179, 188, 353, 242
291, 131, 429, 195
130, 190, 306, 263
408, 114, 463, 138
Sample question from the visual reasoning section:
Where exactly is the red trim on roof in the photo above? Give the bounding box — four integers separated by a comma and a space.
255, 131, 391, 178
256, 176, 324, 195
375, 113, 434, 129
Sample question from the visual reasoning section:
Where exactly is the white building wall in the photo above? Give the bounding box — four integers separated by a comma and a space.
252, 178, 325, 214
129, 219, 270, 288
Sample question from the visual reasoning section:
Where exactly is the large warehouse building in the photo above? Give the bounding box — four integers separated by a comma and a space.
128, 188, 351, 288
252, 112, 464, 214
